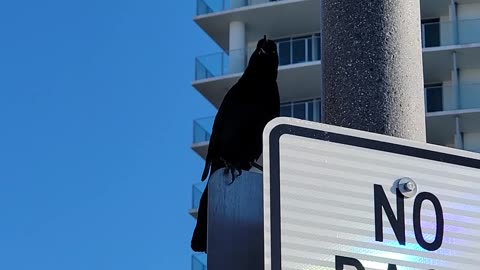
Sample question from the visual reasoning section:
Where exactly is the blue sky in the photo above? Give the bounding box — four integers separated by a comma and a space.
0, 1, 217, 269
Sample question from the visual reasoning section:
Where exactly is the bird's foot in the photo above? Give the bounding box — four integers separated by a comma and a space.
226, 167, 242, 184
220, 158, 242, 184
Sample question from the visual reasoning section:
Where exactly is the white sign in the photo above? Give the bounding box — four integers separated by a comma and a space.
263, 117, 480, 270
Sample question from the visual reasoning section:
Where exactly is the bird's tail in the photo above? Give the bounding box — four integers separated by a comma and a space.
201, 160, 211, 181
191, 184, 208, 253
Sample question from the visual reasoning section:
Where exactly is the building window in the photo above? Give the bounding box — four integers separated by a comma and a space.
280, 103, 291, 117
277, 38, 291, 65
280, 98, 321, 122
293, 102, 306, 118
276, 33, 321, 66
315, 33, 321, 59
422, 18, 440, 47
292, 36, 308, 64
425, 83, 443, 112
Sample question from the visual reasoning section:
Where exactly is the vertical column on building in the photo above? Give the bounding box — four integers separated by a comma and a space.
229, 21, 246, 74
449, 0, 459, 44
455, 116, 464, 149
450, 1, 462, 148
450, 0, 463, 149
452, 51, 460, 110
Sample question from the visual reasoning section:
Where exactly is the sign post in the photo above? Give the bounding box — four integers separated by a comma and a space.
263, 117, 480, 270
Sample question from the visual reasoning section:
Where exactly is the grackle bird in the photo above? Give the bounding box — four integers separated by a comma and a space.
191, 36, 280, 253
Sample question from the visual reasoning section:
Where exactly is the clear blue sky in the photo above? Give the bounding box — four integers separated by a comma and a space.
0, 1, 218, 269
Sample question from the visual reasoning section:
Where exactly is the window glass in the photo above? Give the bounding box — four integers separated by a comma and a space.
293, 103, 306, 119
280, 104, 291, 117
307, 101, 314, 120
280, 99, 322, 121
277, 39, 291, 65
315, 34, 321, 60
315, 100, 321, 122
425, 84, 443, 112
422, 18, 440, 47
292, 37, 307, 64
307, 38, 313, 61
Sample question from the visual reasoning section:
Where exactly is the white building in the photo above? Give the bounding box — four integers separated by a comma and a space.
189, 0, 480, 268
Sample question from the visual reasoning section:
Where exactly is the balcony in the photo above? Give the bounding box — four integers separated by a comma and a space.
192, 253, 207, 270
189, 181, 207, 218
422, 18, 480, 48
196, 0, 285, 16
280, 98, 321, 122
194, 0, 320, 51
426, 83, 480, 147
421, 18, 480, 83
192, 116, 214, 158
192, 116, 213, 159
191, 98, 321, 158
195, 47, 255, 81
425, 83, 480, 112
191, 81, 480, 157
193, 35, 321, 107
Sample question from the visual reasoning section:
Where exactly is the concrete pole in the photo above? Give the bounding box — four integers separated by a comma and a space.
229, 21, 246, 74
321, 0, 426, 142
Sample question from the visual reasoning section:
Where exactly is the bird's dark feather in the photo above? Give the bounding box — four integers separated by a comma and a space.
192, 37, 280, 253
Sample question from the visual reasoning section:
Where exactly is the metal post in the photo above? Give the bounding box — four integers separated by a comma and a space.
208, 170, 264, 270
321, 0, 426, 142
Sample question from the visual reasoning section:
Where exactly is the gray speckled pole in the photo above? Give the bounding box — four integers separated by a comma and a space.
321, 0, 426, 142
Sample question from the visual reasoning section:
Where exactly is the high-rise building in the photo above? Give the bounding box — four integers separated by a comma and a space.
189, 1, 480, 268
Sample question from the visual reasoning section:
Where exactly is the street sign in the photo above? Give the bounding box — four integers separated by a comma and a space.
263, 117, 480, 270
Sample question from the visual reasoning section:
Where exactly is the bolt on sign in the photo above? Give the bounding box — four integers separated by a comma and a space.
263, 118, 480, 270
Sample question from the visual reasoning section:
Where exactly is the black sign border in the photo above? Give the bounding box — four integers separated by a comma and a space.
268, 123, 480, 270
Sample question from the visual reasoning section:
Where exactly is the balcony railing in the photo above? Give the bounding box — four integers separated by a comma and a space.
193, 116, 213, 144
193, 116, 215, 144
425, 83, 480, 112
195, 35, 321, 81
192, 253, 207, 270
196, 0, 283, 16
422, 18, 480, 48
192, 83, 480, 143
280, 98, 321, 122
195, 47, 255, 80
277, 35, 321, 66
471, 148, 480, 154
192, 98, 322, 144
192, 181, 207, 210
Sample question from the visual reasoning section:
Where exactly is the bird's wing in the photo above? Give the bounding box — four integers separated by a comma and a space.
201, 82, 242, 181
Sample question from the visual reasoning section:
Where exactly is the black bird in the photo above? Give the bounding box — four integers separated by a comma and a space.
191, 36, 280, 253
